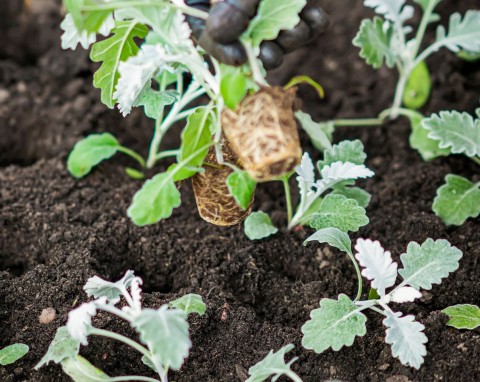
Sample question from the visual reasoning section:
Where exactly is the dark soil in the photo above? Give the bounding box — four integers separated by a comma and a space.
1, 1, 480, 381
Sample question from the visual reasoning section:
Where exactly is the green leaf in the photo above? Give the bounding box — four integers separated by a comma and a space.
137, 88, 178, 119
0, 344, 29, 366
318, 140, 367, 169
174, 107, 214, 182
304, 227, 352, 255
170, 294, 206, 316
422, 111, 480, 157
409, 112, 451, 161
435, 11, 480, 54
125, 167, 145, 180
310, 194, 369, 233
61, 356, 109, 382
332, 186, 371, 208
295, 111, 333, 151
35, 327, 81, 369
227, 171, 257, 210
398, 238, 463, 290
302, 294, 367, 353
432, 174, 480, 226
244, 0, 307, 47
221, 67, 248, 110
128, 172, 181, 226
457, 50, 480, 61
141, 355, 157, 372
246, 344, 300, 382
67, 133, 121, 178
91, 21, 148, 108
442, 304, 480, 330
244, 211, 278, 241
64, 0, 111, 32
403, 61, 432, 110
353, 17, 396, 69
132, 306, 191, 371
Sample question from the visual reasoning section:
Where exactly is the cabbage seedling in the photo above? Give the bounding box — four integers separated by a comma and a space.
302, 228, 463, 369
35, 271, 206, 382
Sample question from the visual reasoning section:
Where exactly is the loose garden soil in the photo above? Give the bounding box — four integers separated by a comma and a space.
1, 1, 480, 381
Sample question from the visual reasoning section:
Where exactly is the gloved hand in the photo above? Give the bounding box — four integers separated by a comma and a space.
185, 0, 329, 70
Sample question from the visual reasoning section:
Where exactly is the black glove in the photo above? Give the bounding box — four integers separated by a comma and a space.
185, 0, 329, 70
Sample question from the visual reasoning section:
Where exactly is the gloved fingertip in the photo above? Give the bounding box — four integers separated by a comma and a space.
206, 2, 250, 44
259, 41, 284, 70
301, 6, 330, 39
276, 20, 311, 53
199, 32, 248, 66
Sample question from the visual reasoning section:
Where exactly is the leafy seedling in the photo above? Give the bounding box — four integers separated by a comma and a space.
302, 228, 463, 369
0, 344, 29, 366
36, 270, 206, 382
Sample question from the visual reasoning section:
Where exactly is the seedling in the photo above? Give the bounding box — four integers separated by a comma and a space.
302, 228, 463, 369
62, 0, 346, 232
36, 271, 206, 382
0, 344, 29, 366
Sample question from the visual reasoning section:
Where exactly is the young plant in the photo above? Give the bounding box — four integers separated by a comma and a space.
62, 0, 339, 231
302, 228, 463, 369
0, 344, 29, 366
244, 138, 374, 240
421, 109, 480, 225
35, 271, 206, 382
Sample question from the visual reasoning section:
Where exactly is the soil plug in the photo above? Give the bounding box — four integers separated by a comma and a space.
192, 140, 254, 226
222, 86, 302, 181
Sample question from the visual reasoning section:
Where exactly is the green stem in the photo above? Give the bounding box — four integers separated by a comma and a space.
390, 71, 409, 119
346, 251, 363, 302
117, 146, 146, 168
411, 0, 438, 59
282, 176, 293, 225
89, 328, 152, 360
285, 371, 303, 382
242, 40, 268, 86
109, 376, 162, 382
471, 157, 480, 166
154, 150, 180, 162
333, 118, 384, 127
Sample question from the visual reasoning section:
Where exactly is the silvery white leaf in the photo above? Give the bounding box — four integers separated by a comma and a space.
435, 11, 480, 54
296, 153, 315, 184
60, 13, 114, 51
67, 300, 104, 346
320, 162, 375, 183
383, 310, 427, 369
365, 0, 414, 24
84, 270, 136, 303
390, 287, 422, 303
354, 239, 398, 296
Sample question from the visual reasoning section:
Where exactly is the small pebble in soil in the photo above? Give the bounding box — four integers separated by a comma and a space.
39, 307, 56, 324
0, 89, 9, 104
378, 363, 390, 371
457, 343, 468, 352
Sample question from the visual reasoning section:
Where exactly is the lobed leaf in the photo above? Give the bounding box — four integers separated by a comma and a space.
132, 306, 191, 371
442, 304, 480, 330
389, 286, 422, 303
310, 194, 369, 233
354, 239, 398, 296
244, 211, 278, 241
304, 227, 352, 255
318, 140, 367, 169
409, 112, 451, 161
422, 111, 480, 157
331, 186, 372, 208
320, 162, 375, 184
83, 270, 136, 303
246, 344, 300, 382
432, 174, 480, 226
170, 294, 206, 316
61, 355, 109, 382
0, 344, 29, 366
383, 310, 427, 369
35, 327, 80, 369
227, 171, 257, 211
364, 0, 414, 24
127, 172, 181, 226
302, 294, 367, 353
435, 11, 480, 54
398, 238, 463, 290
137, 88, 178, 120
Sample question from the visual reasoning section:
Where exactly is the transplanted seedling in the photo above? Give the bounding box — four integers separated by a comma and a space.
35, 271, 206, 382
301, 228, 463, 369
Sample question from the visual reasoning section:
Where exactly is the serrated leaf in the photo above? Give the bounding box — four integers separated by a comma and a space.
83, 270, 136, 303
320, 162, 375, 183
128, 172, 181, 226
132, 306, 191, 371
354, 239, 398, 296
64, 0, 111, 33
60, 13, 112, 51
227, 171, 256, 210
332, 186, 371, 208
398, 238, 463, 290
442, 304, 480, 330
61, 356, 109, 382
403, 61, 432, 110
310, 194, 369, 233
409, 112, 451, 161
91, 21, 148, 108
67, 133, 121, 178
296, 152, 316, 184
353, 17, 396, 69
246, 344, 300, 382
422, 111, 480, 157
295, 111, 333, 151
244, 211, 278, 240
170, 294, 206, 316
383, 310, 427, 369
318, 140, 367, 169
0, 344, 29, 366
389, 286, 422, 303
174, 106, 214, 182
302, 294, 367, 353
432, 174, 480, 226
244, 0, 307, 47
435, 11, 480, 54
137, 88, 178, 119
35, 327, 80, 369
365, 0, 414, 24
304, 227, 352, 255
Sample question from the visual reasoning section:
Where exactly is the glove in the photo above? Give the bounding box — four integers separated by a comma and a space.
185, 0, 329, 70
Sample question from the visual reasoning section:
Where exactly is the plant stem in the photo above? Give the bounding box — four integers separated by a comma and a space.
154, 150, 180, 162
285, 371, 304, 382
471, 157, 480, 166
117, 146, 146, 168
109, 377, 161, 382
242, 41, 268, 86
346, 251, 363, 302
282, 176, 293, 225
390, 71, 409, 119
411, 0, 438, 59
90, 328, 152, 360
333, 118, 384, 127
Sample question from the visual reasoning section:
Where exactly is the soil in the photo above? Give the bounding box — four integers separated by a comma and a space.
1, 1, 480, 381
